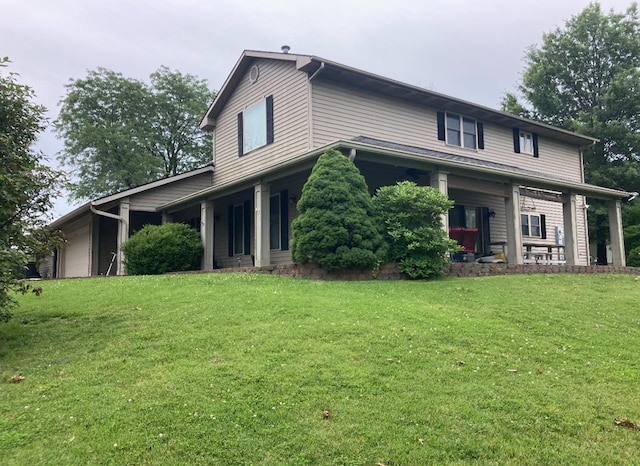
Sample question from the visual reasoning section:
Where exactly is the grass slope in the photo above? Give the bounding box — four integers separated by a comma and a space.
1, 273, 639, 465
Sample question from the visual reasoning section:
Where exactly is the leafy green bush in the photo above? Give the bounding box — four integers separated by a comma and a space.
623, 224, 640, 256
122, 223, 203, 275
373, 181, 457, 279
626, 246, 640, 267
291, 149, 385, 271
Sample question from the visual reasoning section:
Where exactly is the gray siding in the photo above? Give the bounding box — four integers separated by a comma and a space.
213, 59, 309, 186
311, 79, 583, 182
60, 214, 92, 277
129, 173, 212, 211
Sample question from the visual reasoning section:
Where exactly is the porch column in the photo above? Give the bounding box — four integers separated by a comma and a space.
117, 199, 130, 275
562, 193, 579, 266
161, 211, 173, 224
608, 199, 626, 266
430, 171, 449, 233
505, 184, 523, 265
254, 182, 270, 267
201, 200, 215, 270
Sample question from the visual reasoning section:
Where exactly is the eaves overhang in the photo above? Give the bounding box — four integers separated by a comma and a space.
159, 138, 629, 213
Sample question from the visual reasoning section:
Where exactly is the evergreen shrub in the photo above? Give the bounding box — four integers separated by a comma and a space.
122, 223, 203, 275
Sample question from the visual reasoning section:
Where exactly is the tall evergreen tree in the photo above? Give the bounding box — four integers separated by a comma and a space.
291, 149, 384, 271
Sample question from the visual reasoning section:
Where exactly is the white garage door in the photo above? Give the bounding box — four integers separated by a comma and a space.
63, 224, 91, 277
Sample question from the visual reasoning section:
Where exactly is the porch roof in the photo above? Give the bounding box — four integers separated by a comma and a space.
159, 137, 630, 212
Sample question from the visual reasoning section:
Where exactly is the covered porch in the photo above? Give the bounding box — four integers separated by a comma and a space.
160, 138, 629, 271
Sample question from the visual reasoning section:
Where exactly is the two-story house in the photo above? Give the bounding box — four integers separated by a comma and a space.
49, 48, 630, 278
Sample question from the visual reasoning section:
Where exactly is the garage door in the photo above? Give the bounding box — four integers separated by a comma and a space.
63, 224, 91, 277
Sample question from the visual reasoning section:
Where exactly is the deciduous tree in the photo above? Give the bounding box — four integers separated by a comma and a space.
1, 57, 66, 320
55, 67, 215, 200
501, 2, 640, 263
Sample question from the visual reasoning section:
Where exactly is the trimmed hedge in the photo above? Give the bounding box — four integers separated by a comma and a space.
122, 223, 203, 275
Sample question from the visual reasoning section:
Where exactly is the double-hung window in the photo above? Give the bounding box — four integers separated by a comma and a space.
437, 111, 484, 150
521, 213, 541, 237
238, 95, 274, 155
513, 128, 539, 157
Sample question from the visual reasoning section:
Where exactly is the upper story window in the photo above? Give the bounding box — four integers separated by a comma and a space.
238, 95, 274, 156
437, 111, 484, 150
513, 128, 539, 157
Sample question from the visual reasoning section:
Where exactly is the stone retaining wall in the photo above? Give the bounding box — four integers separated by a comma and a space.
202, 262, 640, 280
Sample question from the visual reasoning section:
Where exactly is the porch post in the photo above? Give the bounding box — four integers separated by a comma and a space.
117, 199, 130, 275
562, 193, 579, 266
254, 182, 270, 267
608, 199, 626, 266
201, 200, 215, 270
505, 184, 523, 265
161, 211, 173, 224
430, 171, 449, 233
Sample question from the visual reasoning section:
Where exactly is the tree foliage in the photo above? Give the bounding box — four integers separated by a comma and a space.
502, 2, 640, 255
1, 57, 66, 320
291, 149, 385, 271
373, 181, 456, 279
122, 223, 203, 275
55, 67, 215, 201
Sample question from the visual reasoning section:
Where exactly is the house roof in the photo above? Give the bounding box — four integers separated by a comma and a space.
49, 164, 214, 229
160, 137, 629, 212
200, 49, 598, 147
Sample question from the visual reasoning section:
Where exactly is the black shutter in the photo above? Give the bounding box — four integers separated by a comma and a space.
266, 95, 274, 144
227, 205, 234, 257
237, 112, 244, 156
532, 132, 539, 158
540, 214, 547, 239
481, 207, 491, 254
243, 200, 251, 254
437, 111, 445, 141
280, 190, 289, 250
512, 128, 520, 153
477, 122, 484, 150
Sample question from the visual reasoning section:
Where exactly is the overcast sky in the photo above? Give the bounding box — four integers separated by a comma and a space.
2, 0, 635, 217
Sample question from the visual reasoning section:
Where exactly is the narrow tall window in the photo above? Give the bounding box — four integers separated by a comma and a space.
238, 96, 274, 156
520, 131, 533, 155
269, 194, 280, 250
233, 204, 244, 254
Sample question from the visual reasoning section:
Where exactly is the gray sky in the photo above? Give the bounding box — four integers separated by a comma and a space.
2, 0, 634, 217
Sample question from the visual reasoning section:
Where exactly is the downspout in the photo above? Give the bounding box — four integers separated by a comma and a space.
90, 203, 129, 275
307, 61, 325, 150
578, 142, 595, 264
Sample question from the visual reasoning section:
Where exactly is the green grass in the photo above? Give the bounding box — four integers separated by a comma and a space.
1, 273, 640, 465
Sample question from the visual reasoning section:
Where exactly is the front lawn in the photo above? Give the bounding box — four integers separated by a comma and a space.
1, 273, 639, 464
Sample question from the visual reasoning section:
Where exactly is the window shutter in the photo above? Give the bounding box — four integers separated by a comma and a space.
481, 207, 491, 254
437, 112, 445, 141
540, 214, 547, 239
477, 122, 484, 150
512, 128, 520, 153
237, 112, 244, 156
227, 205, 234, 257
266, 95, 274, 144
280, 189, 289, 250
532, 132, 539, 158
243, 200, 251, 254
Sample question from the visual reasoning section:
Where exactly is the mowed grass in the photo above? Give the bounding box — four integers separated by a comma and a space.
1, 273, 639, 465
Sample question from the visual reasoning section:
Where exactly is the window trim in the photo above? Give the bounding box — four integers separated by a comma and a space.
438, 111, 483, 150
521, 213, 541, 238
520, 131, 534, 155
237, 95, 274, 156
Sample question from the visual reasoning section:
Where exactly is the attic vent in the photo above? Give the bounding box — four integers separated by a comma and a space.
281, 45, 290, 54
249, 65, 259, 84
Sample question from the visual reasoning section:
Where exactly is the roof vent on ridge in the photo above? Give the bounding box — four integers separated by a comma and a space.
281, 45, 290, 54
